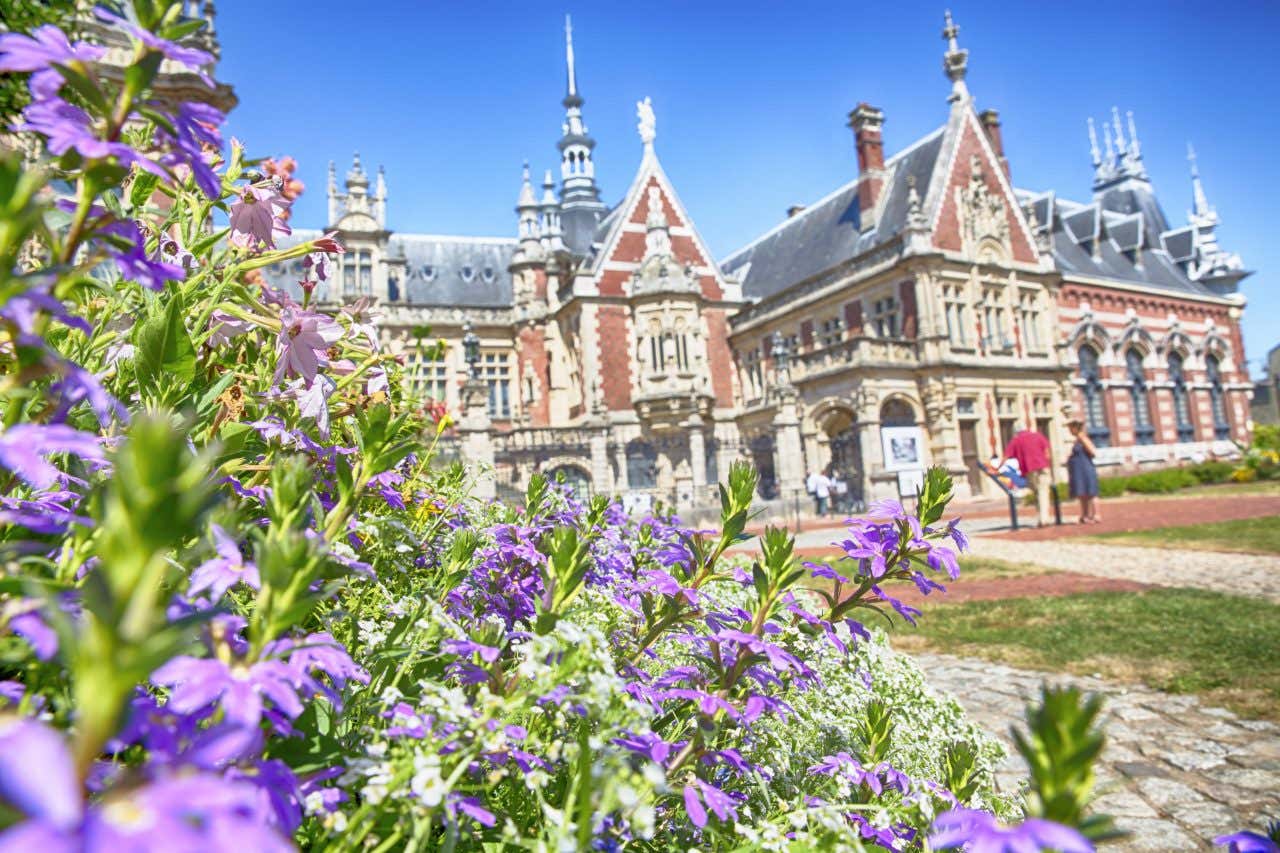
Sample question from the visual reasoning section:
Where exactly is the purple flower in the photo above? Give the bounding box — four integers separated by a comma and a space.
341, 296, 380, 349
0, 24, 105, 103
151, 654, 304, 728
682, 779, 738, 828
274, 307, 342, 383
442, 638, 501, 663
0, 718, 82, 832
154, 101, 224, 199
8, 603, 58, 661
94, 9, 215, 84
229, 184, 291, 250
101, 220, 186, 291
0, 423, 104, 490
296, 375, 336, 438
447, 794, 496, 827
1, 284, 92, 345
188, 525, 259, 600
17, 97, 167, 179
207, 310, 254, 348
49, 364, 127, 427
1216, 832, 1280, 853
930, 808, 1093, 853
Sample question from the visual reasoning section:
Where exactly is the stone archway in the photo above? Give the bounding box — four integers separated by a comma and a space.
546, 463, 592, 500
818, 406, 864, 510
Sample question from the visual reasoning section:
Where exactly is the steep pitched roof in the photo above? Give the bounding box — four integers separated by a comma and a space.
1015, 190, 1218, 298
720, 127, 946, 300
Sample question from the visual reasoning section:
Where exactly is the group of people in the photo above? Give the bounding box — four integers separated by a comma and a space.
990, 416, 1101, 527
805, 466, 853, 517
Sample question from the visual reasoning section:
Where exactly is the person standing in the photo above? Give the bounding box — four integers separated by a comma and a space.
1066, 417, 1101, 524
997, 426, 1053, 526
812, 468, 832, 517
832, 470, 849, 515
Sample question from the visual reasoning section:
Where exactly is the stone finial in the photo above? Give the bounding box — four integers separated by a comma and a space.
942, 10, 969, 101
637, 96, 656, 149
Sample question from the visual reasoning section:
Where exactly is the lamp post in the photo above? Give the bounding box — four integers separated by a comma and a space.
771, 330, 790, 385
462, 321, 481, 380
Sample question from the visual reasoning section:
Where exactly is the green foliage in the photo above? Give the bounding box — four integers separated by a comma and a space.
941, 740, 984, 806
1123, 467, 1198, 494
1013, 687, 1120, 843
853, 699, 895, 763
1186, 460, 1235, 484
1254, 424, 1280, 452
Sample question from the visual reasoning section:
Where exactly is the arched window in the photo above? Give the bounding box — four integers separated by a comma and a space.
546, 465, 591, 500
1078, 345, 1111, 447
1126, 348, 1154, 445
626, 440, 658, 490
880, 398, 916, 427
1168, 352, 1194, 442
1206, 354, 1230, 439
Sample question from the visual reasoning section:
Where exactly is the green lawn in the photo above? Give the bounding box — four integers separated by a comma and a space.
893, 587, 1280, 721
1083, 515, 1280, 555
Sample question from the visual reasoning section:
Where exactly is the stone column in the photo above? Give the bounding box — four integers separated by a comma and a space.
459, 377, 496, 500
772, 388, 806, 498
589, 423, 612, 497
687, 413, 707, 491
612, 442, 629, 492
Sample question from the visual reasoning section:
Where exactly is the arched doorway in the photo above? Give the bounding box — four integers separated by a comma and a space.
822, 407, 864, 511
747, 434, 777, 499
546, 464, 592, 500
625, 440, 658, 490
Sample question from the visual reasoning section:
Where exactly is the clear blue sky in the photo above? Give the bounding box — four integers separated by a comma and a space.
218, 0, 1280, 374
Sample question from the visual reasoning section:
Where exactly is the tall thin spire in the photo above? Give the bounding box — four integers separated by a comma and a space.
563, 15, 581, 107
1110, 106, 1126, 153
941, 10, 969, 103
1087, 117, 1101, 167
1126, 110, 1141, 159
554, 15, 606, 255
1188, 143, 1213, 221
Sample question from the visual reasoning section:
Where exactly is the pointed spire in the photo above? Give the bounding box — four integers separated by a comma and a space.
373, 165, 387, 227
563, 14, 581, 107
1110, 107, 1126, 153
516, 160, 538, 208
941, 10, 969, 102
1188, 143, 1213, 221
347, 151, 368, 188
326, 160, 340, 224
1126, 110, 1141, 159
1102, 121, 1114, 160
1087, 117, 1101, 167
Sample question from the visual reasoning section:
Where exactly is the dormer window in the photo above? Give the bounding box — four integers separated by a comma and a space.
461, 265, 474, 282
481, 266, 495, 283
421, 264, 435, 280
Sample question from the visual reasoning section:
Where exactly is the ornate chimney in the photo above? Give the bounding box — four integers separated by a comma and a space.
848, 103, 885, 231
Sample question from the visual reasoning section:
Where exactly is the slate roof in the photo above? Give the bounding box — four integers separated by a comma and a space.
260, 230, 516, 307
720, 128, 945, 301
1015, 190, 1218, 298
394, 234, 515, 307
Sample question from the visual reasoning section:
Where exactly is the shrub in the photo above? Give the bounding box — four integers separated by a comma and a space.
1187, 460, 1235, 484
1124, 468, 1199, 494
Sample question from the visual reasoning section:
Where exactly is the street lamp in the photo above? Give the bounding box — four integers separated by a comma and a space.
462, 321, 480, 380
771, 330, 790, 383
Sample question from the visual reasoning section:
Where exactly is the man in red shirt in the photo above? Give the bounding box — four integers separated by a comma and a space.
998, 428, 1053, 526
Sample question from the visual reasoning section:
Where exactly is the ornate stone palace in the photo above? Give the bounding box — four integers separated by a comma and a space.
259, 13, 1253, 512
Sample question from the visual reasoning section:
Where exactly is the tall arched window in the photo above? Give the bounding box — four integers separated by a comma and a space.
1168, 352, 1194, 442
1126, 348, 1154, 445
1078, 345, 1111, 447
1206, 354, 1230, 440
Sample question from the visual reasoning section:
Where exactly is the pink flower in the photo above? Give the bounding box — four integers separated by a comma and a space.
274, 308, 342, 383
229, 184, 291, 250
340, 296, 379, 349
207, 310, 254, 348
313, 232, 345, 254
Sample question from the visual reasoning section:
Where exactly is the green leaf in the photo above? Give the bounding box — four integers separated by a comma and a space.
134, 291, 196, 394
129, 171, 162, 210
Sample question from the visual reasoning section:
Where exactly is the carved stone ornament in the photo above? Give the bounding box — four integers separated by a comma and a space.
956, 155, 1009, 258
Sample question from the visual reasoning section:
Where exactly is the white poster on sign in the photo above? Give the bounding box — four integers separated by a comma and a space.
880, 426, 924, 473
897, 469, 925, 498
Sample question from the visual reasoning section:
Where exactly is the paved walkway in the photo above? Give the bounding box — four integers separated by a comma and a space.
916, 653, 1280, 851
987, 493, 1280, 542
965, 536, 1280, 603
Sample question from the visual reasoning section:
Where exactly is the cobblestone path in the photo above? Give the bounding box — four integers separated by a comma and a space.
915, 653, 1280, 851
966, 536, 1280, 602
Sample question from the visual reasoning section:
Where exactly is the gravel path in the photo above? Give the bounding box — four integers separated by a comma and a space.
966, 536, 1280, 602
915, 653, 1280, 852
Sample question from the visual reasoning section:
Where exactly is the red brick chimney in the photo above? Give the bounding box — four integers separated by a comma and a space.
979, 109, 1010, 181
848, 103, 885, 231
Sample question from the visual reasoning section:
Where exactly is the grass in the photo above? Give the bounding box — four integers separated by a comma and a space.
892, 587, 1280, 721
1082, 515, 1280, 555
1122, 479, 1280, 500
